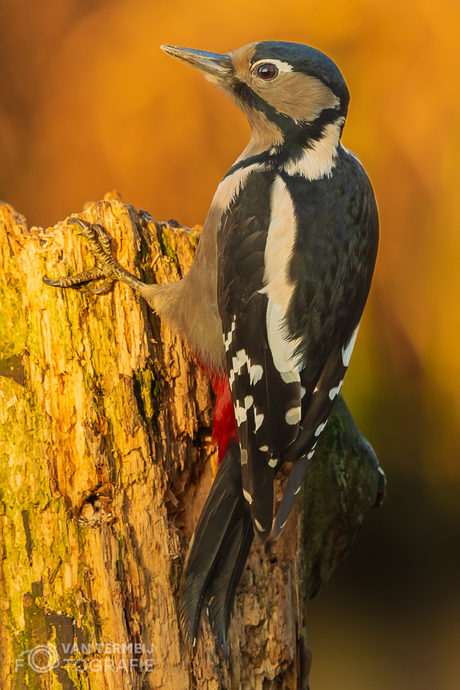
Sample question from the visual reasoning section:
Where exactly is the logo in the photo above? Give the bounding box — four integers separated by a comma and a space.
19, 644, 60, 674
15, 642, 155, 674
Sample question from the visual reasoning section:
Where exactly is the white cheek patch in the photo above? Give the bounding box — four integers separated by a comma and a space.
342, 323, 360, 367
284, 119, 345, 181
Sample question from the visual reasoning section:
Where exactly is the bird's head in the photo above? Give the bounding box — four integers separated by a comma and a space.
161, 41, 350, 156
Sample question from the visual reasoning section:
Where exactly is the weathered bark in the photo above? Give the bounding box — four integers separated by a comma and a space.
0, 192, 384, 690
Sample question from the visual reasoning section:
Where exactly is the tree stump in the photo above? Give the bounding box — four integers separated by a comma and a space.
0, 192, 385, 689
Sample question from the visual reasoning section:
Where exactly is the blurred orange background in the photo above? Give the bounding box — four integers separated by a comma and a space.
1, 1, 460, 687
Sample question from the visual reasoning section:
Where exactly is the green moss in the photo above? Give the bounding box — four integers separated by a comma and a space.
159, 227, 179, 266
132, 361, 163, 439
13, 580, 100, 689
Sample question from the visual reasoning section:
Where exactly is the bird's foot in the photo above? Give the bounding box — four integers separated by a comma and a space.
43, 217, 144, 294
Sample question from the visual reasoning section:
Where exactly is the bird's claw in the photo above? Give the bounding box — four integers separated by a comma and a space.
43, 217, 124, 293
67, 217, 118, 273
42, 266, 108, 289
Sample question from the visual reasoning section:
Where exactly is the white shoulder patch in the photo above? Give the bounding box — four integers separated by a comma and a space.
264, 176, 302, 373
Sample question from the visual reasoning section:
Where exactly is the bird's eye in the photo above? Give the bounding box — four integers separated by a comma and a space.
255, 63, 278, 80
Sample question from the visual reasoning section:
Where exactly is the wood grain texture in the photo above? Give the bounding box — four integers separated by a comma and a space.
0, 192, 385, 689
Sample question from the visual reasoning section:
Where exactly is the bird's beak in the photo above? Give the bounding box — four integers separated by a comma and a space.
161, 45, 231, 83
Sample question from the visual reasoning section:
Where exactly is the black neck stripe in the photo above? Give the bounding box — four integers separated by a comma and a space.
223, 152, 272, 179
224, 109, 344, 179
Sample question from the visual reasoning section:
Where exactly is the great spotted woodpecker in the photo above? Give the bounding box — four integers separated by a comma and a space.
44, 41, 379, 655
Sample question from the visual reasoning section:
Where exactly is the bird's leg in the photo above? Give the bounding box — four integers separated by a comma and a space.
43, 217, 147, 295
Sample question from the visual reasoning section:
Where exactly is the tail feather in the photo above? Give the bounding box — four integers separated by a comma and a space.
271, 453, 312, 539
205, 504, 254, 657
180, 439, 254, 653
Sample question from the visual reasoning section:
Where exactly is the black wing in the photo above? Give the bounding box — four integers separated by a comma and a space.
272, 152, 379, 533
218, 169, 303, 540
218, 152, 379, 540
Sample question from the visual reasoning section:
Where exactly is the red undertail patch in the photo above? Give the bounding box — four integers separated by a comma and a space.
210, 373, 238, 463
